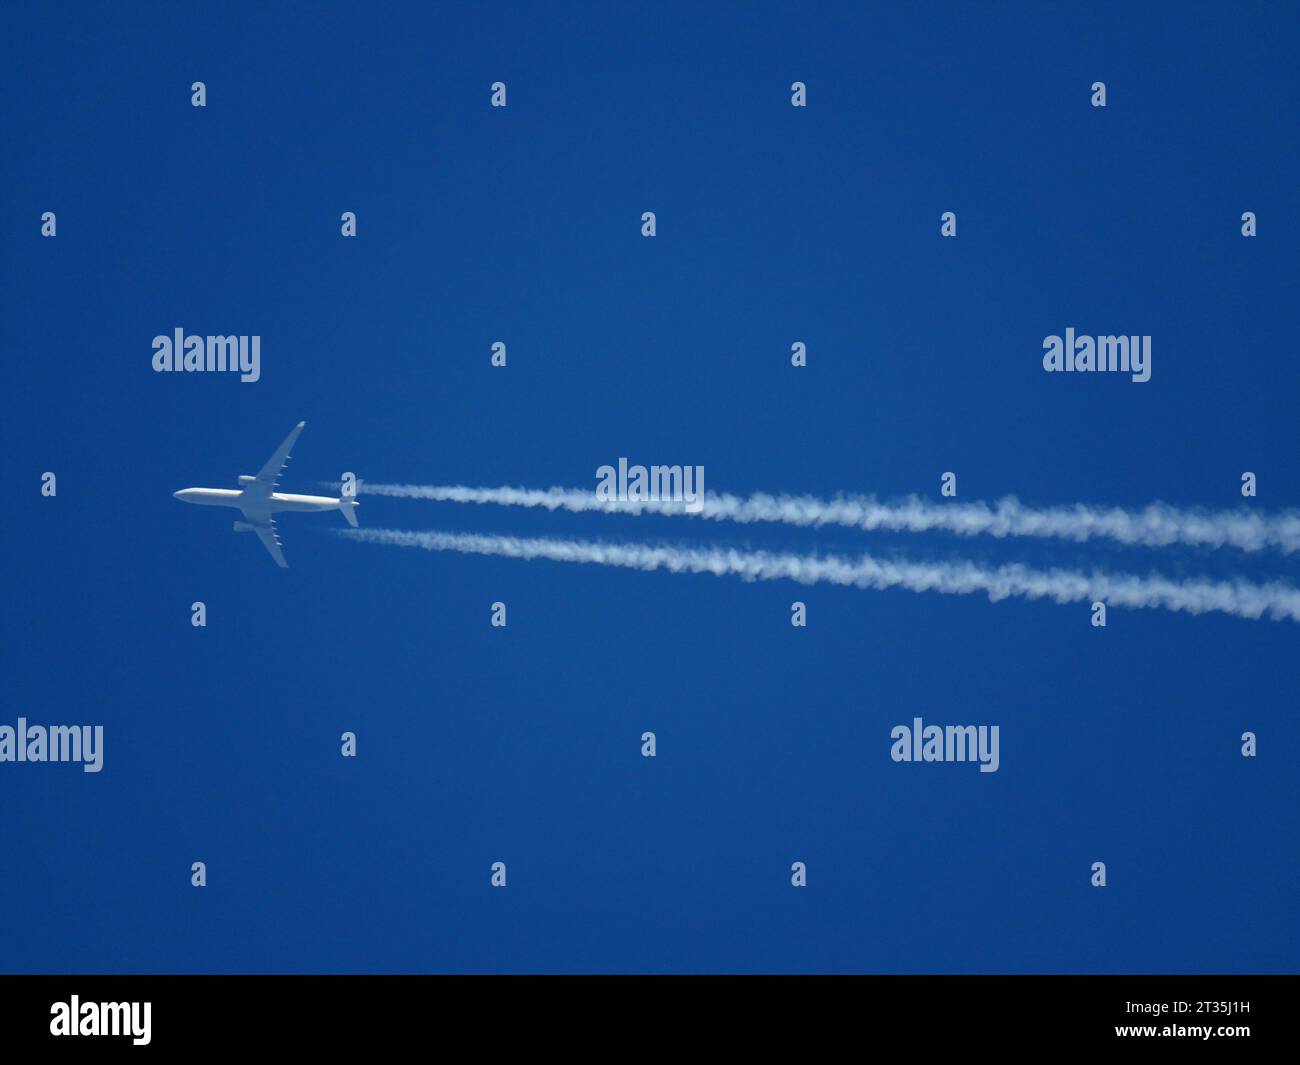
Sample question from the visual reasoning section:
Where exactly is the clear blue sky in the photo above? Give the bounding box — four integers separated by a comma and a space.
2, 1, 1296, 973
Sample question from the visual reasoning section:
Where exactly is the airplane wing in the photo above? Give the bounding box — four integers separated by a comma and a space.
241, 421, 306, 501
251, 518, 289, 568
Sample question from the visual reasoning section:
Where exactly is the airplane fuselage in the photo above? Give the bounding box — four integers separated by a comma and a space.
171, 422, 358, 566
173, 488, 343, 516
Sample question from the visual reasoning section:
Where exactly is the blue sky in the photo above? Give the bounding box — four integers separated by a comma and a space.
2, 1, 1296, 973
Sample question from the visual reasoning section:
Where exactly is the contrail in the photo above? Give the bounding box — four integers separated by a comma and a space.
338, 527, 1300, 622
351, 483, 1300, 555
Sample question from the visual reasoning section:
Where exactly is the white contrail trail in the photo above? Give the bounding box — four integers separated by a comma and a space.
352, 483, 1300, 555
338, 528, 1300, 622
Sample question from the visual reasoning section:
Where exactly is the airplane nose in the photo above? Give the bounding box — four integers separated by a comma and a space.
173, 490, 185, 500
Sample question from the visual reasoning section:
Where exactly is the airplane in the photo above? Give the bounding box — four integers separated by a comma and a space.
172, 421, 358, 568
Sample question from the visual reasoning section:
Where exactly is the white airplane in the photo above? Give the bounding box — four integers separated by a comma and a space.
173, 421, 358, 568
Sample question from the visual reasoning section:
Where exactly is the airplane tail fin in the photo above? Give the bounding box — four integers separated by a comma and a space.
339, 497, 359, 528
